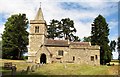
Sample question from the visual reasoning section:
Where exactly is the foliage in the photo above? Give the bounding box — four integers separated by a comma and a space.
117, 37, 120, 62
59, 18, 77, 41
110, 40, 116, 59
2, 14, 29, 59
47, 18, 80, 42
91, 15, 111, 64
83, 36, 91, 42
0, 40, 2, 58
110, 40, 116, 52
47, 19, 59, 39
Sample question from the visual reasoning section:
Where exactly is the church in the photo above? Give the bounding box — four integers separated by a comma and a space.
28, 7, 100, 65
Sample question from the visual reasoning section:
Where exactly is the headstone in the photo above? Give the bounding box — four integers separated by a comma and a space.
21, 70, 25, 74
64, 64, 67, 69
39, 64, 41, 67
31, 65, 35, 72
11, 66, 17, 75
26, 66, 31, 73
35, 65, 37, 69
37, 64, 40, 68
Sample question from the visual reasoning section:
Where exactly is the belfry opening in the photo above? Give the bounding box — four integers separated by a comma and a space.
40, 53, 46, 64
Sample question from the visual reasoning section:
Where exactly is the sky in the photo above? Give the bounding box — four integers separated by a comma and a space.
0, 0, 119, 59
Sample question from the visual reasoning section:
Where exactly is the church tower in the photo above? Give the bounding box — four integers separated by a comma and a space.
28, 7, 47, 62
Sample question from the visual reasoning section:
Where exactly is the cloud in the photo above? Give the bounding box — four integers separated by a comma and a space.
112, 51, 118, 59
108, 20, 118, 29
0, 0, 118, 40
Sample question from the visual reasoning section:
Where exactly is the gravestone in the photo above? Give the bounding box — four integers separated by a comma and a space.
35, 65, 37, 69
11, 66, 17, 75
39, 64, 41, 67
37, 64, 39, 68
21, 66, 30, 74
26, 66, 31, 73
31, 65, 35, 72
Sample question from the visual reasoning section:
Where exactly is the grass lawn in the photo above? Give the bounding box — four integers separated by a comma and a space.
0, 59, 119, 75
0, 59, 33, 75
30, 63, 119, 75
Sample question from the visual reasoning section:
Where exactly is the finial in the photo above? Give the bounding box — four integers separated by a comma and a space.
40, 2, 41, 8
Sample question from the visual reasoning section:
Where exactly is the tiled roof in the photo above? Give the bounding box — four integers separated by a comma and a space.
45, 39, 69, 46
45, 39, 90, 46
70, 42, 90, 46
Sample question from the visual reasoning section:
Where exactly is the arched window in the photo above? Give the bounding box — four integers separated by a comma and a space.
73, 56, 75, 61
95, 55, 98, 60
91, 56, 94, 61
35, 26, 39, 33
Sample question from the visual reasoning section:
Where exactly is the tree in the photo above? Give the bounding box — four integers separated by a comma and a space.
59, 18, 77, 41
73, 36, 81, 42
0, 40, 2, 58
91, 14, 110, 65
83, 36, 91, 42
110, 40, 116, 59
110, 40, 116, 52
2, 14, 29, 59
47, 18, 80, 42
47, 19, 59, 39
117, 37, 120, 63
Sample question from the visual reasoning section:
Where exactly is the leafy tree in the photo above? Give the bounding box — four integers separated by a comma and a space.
0, 40, 2, 58
59, 18, 77, 41
47, 19, 59, 39
72, 36, 81, 42
117, 37, 120, 62
2, 14, 29, 59
83, 36, 91, 42
91, 15, 110, 65
110, 40, 116, 59
110, 40, 116, 52
47, 18, 80, 42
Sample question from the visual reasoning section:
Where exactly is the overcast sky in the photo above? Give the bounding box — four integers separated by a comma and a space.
0, 0, 119, 59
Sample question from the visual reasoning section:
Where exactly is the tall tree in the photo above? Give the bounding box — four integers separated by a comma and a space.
0, 40, 2, 58
110, 40, 116, 52
117, 37, 120, 62
110, 40, 116, 59
47, 18, 80, 42
47, 19, 59, 39
83, 36, 91, 42
59, 18, 77, 41
91, 15, 110, 64
73, 36, 81, 42
2, 14, 29, 59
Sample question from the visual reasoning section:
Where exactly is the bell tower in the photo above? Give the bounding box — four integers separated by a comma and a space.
28, 7, 47, 62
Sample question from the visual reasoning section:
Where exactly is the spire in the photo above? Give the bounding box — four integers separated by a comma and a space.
35, 3, 44, 20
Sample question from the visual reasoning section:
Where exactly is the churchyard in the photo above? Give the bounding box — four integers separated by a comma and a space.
0, 59, 119, 76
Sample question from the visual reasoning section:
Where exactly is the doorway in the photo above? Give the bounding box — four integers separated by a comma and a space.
40, 53, 46, 64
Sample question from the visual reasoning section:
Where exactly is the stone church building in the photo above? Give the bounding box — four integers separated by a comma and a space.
28, 7, 100, 65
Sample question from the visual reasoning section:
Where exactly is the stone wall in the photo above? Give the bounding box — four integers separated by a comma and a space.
47, 46, 69, 63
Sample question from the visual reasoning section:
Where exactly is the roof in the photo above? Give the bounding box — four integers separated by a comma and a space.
45, 39, 69, 46
35, 8, 44, 20
70, 42, 90, 46
45, 39, 90, 46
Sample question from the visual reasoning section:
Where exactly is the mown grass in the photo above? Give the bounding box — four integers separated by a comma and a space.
0, 59, 119, 75
30, 63, 118, 75
0, 59, 33, 75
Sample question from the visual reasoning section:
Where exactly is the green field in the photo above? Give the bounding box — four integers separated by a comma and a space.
0, 59, 119, 75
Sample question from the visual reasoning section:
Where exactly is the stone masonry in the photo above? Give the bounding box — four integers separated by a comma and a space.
28, 7, 100, 65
